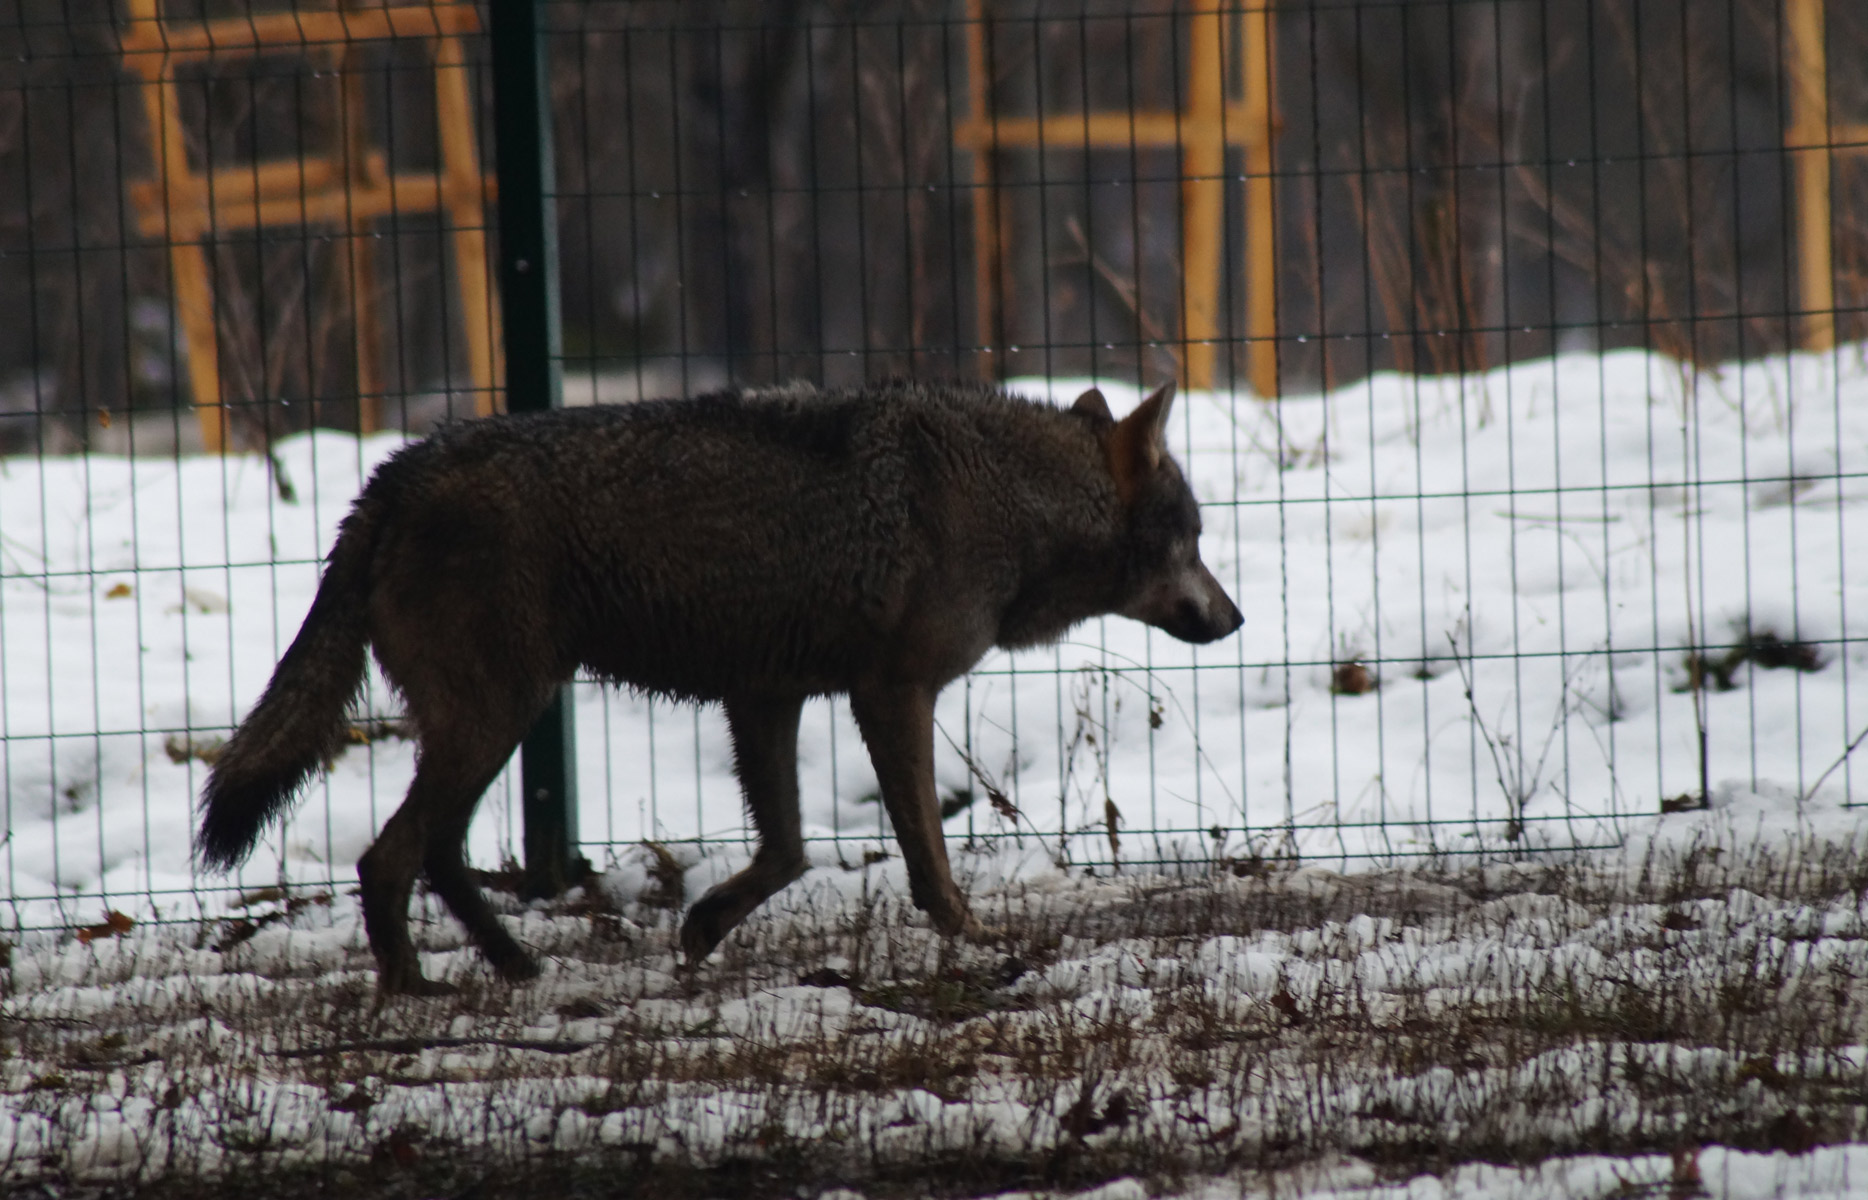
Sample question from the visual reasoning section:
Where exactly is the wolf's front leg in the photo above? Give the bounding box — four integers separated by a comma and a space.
849, 682, 979, 938
680, 694, 809, 962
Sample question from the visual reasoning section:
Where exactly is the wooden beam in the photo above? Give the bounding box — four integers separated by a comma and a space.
955, 4, 1279, 397
119, 3, 481, 67
129, 156, 346, 217
1180, 7, 1226, 391
1786, 0, 1834, 352
121, 0, 500, 450
953, 108, 1268, 152
129, 171, 495, 238
964, 0, 1002, 377
340, 41, 384, 434
168, 239, 226, 453
126, 0, 224, 450
434, 32, 502, 417
1242, 2, 1277, 398
1827, 122, 1868, 152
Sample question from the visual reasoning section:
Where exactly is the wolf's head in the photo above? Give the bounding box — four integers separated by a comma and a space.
1077, 383, 1244, 646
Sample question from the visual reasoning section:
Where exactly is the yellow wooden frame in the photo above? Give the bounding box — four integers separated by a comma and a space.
119, 0, 500, 452
955, 2, 1277, 396
1785, 0, 1866, 353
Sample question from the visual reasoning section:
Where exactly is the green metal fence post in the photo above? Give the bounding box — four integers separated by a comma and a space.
490, 0, 581, 899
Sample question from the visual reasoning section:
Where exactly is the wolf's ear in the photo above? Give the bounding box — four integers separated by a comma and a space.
1071, 387, 1114, 422
1104, 382, 1177, 501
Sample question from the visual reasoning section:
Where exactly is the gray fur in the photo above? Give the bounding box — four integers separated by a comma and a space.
197, 379, 1242, 994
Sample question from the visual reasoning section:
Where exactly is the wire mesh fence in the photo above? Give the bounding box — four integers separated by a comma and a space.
2, 0, 1865, 936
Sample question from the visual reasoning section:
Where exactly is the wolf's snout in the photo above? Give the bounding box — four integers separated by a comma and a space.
1174, 591, 1243, 645
1132, 564, 1244, 645
1213, 594, 1244, 639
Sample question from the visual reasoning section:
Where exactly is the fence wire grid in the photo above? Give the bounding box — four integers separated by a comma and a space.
2, 0, 1866, 935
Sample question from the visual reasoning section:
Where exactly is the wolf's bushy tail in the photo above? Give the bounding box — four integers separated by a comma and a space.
196, 508, 376, 871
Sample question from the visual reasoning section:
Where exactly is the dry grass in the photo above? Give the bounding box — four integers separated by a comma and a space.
7, 834, 1868, 1198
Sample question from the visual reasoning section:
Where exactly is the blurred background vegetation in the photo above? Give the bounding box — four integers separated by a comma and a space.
1, 0, 1863, 451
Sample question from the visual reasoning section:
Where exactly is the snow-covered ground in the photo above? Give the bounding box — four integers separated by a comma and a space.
5, 786, 1868, 1195
2, 349, 1868, 1193
3, 349, 1864, 931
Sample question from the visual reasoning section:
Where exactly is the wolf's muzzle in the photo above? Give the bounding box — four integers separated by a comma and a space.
1148, 564, 1244, 645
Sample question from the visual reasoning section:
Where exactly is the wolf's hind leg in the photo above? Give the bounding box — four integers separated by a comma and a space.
358, 798, 456, 996
848, 683, 977, 939
359, 712, 536, 995
680, 694, 807, 962
419, 735, 541, 984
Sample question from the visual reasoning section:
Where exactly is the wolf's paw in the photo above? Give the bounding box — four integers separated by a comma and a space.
678, 898, 733, 966
925, 905, 996, 942
948, 913, 1007, 943
967, 916, 1009, 943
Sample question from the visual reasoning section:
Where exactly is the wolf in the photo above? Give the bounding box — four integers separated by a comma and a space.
197, 380, 1242, 994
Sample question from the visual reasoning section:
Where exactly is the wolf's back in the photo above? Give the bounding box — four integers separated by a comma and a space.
195, 506, 377, 870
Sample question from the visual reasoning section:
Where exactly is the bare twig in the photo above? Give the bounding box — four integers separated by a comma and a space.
1059, 215, 1180, 381
272, 1035, 598, 1059
1800, 722, 1868, 807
